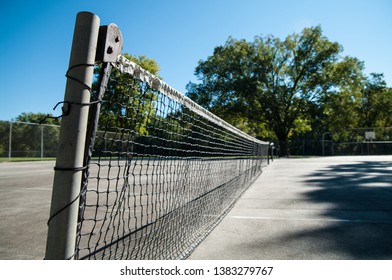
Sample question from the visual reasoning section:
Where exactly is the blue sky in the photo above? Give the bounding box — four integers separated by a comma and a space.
0, 0, 391, 120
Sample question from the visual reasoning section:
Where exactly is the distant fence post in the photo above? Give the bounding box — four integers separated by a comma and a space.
8, 121, 12, 160
40, 125, 44, 159
45, 12, 100, 260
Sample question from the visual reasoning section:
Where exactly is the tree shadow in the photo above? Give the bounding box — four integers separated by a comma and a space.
284, 160, 392, 259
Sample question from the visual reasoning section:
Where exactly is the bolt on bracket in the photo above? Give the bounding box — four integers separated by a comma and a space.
95, 23, 123, 63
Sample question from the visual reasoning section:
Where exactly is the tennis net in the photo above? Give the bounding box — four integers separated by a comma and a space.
74, 55, 270, 259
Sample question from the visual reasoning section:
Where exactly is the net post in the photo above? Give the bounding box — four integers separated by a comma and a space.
268, 141, 270, 164
268, 141, 274, 164
45, 12, 100, 260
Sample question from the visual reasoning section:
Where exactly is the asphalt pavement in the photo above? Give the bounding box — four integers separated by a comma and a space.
188, 156, 392, 259
0, 161, 54, 259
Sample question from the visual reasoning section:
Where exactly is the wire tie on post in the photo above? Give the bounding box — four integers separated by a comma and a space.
40, 99, 102, 124
40, 64, 97, 124
53, 165, 88, 172
47, 165, 88, 225
65, 63, 95, 92
47, 192, 81, 226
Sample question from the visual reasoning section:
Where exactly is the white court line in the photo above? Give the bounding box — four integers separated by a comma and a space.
230, 215, 392, 224
19, 187, 52, 191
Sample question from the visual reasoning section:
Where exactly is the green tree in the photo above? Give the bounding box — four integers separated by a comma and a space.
187, 26, 365, 156
3, 113, 61, 157
316, 56, 365, 141
0, 121, 9, 157
358, 73, 392, 128
95, 53, 160, 135
92, 53, 162, 157
15, 112, 60, 125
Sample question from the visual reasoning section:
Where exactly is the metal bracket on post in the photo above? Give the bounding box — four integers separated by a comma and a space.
77, 25, 123, 261
83, 22, 123, 167
95, 23, 123, 63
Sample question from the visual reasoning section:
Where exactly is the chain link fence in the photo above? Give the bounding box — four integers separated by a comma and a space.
286, 127, 392, 156
0, 121, 60, 160
2, 121, 392, 159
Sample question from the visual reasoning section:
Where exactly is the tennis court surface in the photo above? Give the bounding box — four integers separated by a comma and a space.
189, 155, 392, 259
0, 161, 54, 259
1, 156, 391, 259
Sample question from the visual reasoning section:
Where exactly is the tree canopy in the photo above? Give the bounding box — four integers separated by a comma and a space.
186, 26, 391, 156
94, 53, 161, 135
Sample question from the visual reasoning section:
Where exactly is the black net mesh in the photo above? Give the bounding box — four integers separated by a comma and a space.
74, 57, 269, 260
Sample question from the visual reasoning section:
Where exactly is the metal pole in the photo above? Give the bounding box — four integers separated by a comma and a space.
267, 142, 270, 165
41, 125, 44, 160
8, 121, 12, 160
45, 12, 100, 260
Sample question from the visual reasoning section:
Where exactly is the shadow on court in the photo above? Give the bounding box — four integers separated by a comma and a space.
296, 160, 392, 259
189, 156, 392, 260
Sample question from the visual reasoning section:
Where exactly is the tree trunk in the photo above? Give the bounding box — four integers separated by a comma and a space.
275, 129, 290, 157
278, 139, 290, 157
